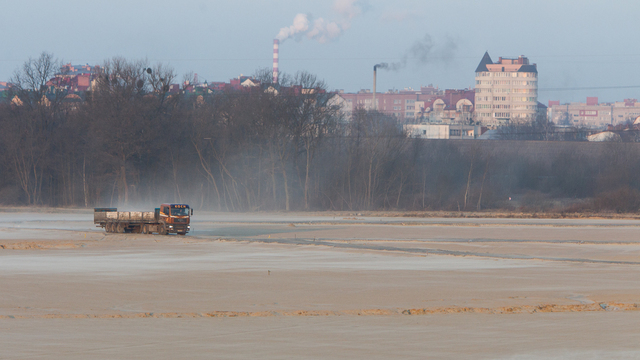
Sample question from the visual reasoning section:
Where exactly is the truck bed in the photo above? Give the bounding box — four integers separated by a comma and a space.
94, 209, 156, 224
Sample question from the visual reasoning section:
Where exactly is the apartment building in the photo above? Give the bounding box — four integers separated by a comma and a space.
474, 52, 538, 125
548, 97, 640, 128
340, 87, 475, 123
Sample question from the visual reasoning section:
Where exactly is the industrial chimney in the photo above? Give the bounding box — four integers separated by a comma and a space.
373, 65, 377, 111
273, 39, 279, 84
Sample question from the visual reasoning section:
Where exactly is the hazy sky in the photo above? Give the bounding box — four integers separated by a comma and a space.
2, 0, 640, 103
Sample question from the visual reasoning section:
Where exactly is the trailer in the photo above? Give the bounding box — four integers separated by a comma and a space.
94, 204, 192, 235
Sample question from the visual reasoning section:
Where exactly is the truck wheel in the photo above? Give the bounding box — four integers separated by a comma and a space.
142, 225, 148, 234
117, 223, 125, 233
159, 225, 167, 235
107, 223, 113, 233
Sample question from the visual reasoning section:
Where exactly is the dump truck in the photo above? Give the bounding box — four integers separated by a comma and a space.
94, 204, 192, 235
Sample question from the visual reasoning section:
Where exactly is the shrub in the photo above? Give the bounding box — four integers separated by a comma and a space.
593, 187, 640, 213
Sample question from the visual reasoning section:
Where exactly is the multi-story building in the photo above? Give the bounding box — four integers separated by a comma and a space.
340, 86, 475, 123
548, 97, 640, 128
474, 52, 538, 125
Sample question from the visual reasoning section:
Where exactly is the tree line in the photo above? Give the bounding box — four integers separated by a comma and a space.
2, 53, 640, 213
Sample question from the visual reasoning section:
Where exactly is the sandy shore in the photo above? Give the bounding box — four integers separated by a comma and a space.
2, 211, 640, 358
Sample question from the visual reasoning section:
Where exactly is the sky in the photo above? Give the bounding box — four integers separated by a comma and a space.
2, 0, 640, 104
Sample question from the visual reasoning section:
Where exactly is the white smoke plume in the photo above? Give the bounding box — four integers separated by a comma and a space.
276, 0, 365, 43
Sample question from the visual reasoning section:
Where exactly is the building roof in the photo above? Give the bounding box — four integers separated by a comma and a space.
587, 131, 621, 142
517, 64, 538, 73
475, 52, 493, 72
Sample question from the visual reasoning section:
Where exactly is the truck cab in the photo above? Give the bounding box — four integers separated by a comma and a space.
158, 203, 192, 235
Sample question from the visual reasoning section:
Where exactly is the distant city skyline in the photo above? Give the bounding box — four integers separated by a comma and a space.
2, 0, 640, 103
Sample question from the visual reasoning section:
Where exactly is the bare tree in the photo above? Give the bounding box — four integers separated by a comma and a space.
87, 57, 166, 205
289, 72, 340, 209
147, 63, 176, 104
1, 53, 67, 204
10, 52, 63, 108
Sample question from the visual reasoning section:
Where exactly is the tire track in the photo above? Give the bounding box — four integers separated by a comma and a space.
215, 237, 640, 265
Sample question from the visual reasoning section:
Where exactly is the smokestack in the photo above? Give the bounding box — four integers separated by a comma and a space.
373, 65, 377, 111
273, 39, 279, 84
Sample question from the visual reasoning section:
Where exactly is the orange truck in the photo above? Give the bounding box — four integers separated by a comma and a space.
94, 204, 192, 235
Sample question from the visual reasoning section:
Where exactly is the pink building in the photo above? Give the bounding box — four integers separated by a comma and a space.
47, 63, 101, 92
340, 86, 475, 123
548, 97, 640, 128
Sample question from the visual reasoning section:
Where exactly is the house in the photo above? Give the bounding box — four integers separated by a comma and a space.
49, 63, 100, 92
404, 123, 487, 139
